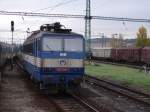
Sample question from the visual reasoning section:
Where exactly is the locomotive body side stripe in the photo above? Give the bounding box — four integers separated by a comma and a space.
23, 60, 84, 83
23, 54, 41, 67
42, 58, 83, 68
37, 51, 85, 59
23, 53, 83, 68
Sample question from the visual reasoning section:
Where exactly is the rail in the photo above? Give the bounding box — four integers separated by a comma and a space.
85, 75, 150, 106
49, 93, 101, 112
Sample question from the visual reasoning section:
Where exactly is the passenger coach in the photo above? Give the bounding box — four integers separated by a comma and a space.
23, 22, 85, 90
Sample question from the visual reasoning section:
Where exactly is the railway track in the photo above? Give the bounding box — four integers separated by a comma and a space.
49, 93, 101, 112
85, 75, 150, 106
14, 58, 150, 112
14, 58, 103, 112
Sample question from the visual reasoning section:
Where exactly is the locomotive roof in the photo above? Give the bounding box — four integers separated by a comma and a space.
24, 31, 84, 44
24, 22, 84, 44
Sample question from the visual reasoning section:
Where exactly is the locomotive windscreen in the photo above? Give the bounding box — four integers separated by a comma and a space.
42, 36, 83, 52
43, 38, 62, 51
64, 38, 83, 51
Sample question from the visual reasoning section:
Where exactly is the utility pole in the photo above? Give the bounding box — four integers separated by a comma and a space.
11, 21, 14, 69
11, 21, 14, 45
101, 33, 105, 48
85, 0, 91, 53
104, 34, 106, 47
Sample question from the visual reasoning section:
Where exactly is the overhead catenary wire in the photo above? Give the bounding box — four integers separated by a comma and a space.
0, 10, 150, 23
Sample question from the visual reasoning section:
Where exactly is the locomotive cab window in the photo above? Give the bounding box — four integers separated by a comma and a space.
42, 37, 62, 51
64, 38, 83, 52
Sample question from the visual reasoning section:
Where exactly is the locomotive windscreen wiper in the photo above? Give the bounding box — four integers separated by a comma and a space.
46, 44, 52, 51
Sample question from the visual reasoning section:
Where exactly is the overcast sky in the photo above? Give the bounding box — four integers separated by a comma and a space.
0, 0, 150, 43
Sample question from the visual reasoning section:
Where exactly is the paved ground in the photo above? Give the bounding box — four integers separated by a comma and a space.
0, 64, 57, 112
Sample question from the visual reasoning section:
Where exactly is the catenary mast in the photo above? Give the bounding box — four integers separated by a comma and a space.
85, 0, 91, 52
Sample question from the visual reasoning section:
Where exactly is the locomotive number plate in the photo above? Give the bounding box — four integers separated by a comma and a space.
60, 53, 67, 57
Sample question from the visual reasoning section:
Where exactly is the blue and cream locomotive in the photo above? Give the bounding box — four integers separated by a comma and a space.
22, 22, 85, 90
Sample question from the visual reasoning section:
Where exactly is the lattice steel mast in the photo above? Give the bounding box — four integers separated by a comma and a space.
85, 0, 91, 52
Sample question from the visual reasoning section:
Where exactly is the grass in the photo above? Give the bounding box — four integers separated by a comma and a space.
85, 63, 150, 92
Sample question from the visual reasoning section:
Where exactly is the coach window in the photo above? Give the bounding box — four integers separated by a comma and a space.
43, 38, 62, 51
64, 38, 83, 52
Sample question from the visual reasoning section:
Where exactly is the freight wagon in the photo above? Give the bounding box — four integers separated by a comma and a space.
91, 47, 150, 66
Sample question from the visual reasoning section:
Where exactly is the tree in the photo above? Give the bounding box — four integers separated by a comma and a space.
136, 26, 148, 47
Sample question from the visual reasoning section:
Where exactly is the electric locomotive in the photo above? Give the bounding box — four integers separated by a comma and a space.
22, 22, 85, 90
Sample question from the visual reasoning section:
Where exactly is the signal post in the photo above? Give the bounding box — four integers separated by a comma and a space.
11, 21, 14, 69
